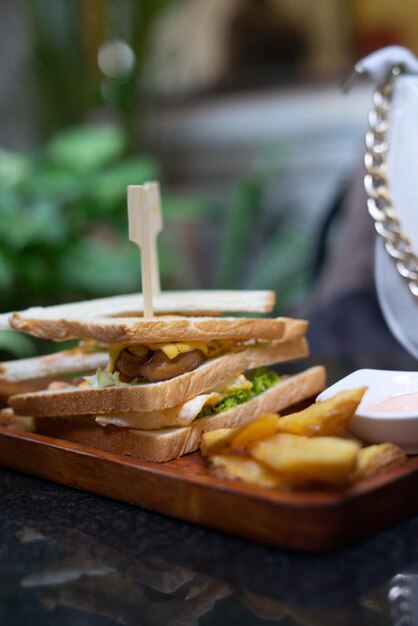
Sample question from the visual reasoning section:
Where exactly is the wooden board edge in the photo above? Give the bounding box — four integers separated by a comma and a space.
0, 427, 417, 551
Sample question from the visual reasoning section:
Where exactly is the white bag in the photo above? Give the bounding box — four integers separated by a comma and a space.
349, 46, 418, 358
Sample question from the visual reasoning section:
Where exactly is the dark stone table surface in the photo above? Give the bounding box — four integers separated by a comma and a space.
1, 353, 418, 626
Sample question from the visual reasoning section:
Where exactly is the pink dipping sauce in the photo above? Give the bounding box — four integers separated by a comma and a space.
362, 391, 418, 414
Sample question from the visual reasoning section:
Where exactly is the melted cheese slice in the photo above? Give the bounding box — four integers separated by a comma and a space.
95, 373, 253, 430
146, 342, 209, 359
213, 374, 253, 394
95, 393, 222, 430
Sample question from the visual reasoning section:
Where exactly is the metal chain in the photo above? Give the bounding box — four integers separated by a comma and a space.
364, 66, 418, 298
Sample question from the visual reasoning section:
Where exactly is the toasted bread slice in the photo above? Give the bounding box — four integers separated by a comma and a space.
1, 379, 61, 398
10, 313, 306, 344
7, 290, 275, 329
0, 349, 108, 384
0, 350, 108, 398
33, 367, 326, 462
10, 339, 309, 417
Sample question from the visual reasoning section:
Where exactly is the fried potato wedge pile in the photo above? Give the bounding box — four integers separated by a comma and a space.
274, 387, 367, 437
201, 387, 407, 489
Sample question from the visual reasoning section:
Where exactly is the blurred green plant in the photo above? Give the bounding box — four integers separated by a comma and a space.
0, 330, 37, 359
0, 122, 213, 358
0, 0, 313, 357
0, 125, 152, 311
0, 127, 312, 360
215, 171, 313, 312
0, 123, 213, 316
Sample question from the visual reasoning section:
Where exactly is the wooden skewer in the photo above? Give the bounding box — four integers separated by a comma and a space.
128, 185, 155, 318
144, 181, 163, 297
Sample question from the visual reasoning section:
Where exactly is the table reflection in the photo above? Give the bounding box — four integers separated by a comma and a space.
14, 522, 418, 626
1, 468, 417, 626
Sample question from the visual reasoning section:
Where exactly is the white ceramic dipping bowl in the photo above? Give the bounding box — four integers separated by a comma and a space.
317, 369, 418, 454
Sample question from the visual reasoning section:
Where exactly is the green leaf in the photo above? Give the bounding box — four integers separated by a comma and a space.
246, 229, 313, 310
25, 168, 85, 201
84, 368, 139, 389
48, 125, 127, 172
216, 177, 265, 288
0, 330, 37, 358
0, 248, 13, 289
0, 200, 66, 250
248, 229, 310, 287
91, 157, 159, 208
59, 237, 141, 295
162, 195, 211, 220
0, 150, 31, 187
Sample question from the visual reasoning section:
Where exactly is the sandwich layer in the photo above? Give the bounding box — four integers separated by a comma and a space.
33, 366, 326, 462
8, 290, 275, 328
1, 378, 68, 398
10, 339, 308, 416
10, 313, 307, 344
0, 349, 108, 383
95, 371, 267, 430
0, 349, 108, 398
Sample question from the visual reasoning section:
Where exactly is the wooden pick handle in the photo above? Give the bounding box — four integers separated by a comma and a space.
144, 181, 163, 297
128, 185, 155, 318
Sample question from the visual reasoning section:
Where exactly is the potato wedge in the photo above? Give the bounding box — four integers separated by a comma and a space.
275, 387, 367, 437
230, 413, 281, 449
201, 428, 235, 456
351, 443, 406, 481
201, 415, 280, 456
251, 434, 360, 485
210, 453, 287, 488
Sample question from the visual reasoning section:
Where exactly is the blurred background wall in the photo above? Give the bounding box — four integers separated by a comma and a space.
1, 0, 417, 357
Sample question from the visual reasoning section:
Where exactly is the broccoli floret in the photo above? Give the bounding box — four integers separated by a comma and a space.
196, 368, 280, 419
249, 367, 280, 395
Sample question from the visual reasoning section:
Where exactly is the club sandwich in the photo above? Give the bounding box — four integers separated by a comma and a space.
5, 291, 325, 462
0, 290, 273, 398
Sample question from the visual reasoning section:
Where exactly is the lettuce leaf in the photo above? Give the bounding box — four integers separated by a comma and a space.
83, 368, 138, 389
198, 368, 280, 418
249, 367, 280, 395
210, 389, 253, 413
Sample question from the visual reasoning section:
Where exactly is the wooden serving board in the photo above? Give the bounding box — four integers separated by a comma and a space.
0, 426, 417, 551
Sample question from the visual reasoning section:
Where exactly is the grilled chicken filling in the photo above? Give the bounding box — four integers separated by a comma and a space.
115, 347, 205, 382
